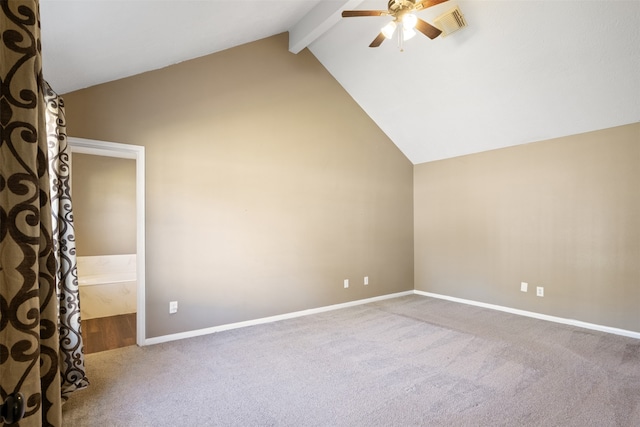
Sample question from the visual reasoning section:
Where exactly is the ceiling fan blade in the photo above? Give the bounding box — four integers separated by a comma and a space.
369, 32, 386, 48
415, 0, 449, 11
415, 18, 442, 39
342, 10, 387, 18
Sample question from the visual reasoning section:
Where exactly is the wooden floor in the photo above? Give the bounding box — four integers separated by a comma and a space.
82, 313, 137, 354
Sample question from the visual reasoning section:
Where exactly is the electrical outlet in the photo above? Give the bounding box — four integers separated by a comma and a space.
169, 300, 178, 314
520, 282, 528, 292
344, 279, 349, 289
364, 276, 369, 286
536, 287, 544, 297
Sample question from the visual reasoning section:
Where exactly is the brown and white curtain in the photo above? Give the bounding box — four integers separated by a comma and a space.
44, 82, 89, 400
1, 1, 88, 425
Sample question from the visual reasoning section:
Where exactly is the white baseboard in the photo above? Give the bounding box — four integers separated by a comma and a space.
143, 289, 639, 346
143, 290, 414, 346
414, 290, 640, 340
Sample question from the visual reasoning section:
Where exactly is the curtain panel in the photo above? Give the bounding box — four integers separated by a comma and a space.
1, 1, 87, 425
44, 82, 89, 400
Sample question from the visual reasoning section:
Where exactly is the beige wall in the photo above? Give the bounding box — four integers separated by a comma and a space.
63, 34, 414, 338
72, 153, 136, 256
62, 32, 637, 338
415, 123, 640, 332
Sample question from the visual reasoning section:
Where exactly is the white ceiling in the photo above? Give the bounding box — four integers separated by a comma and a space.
40, 0, 640, 164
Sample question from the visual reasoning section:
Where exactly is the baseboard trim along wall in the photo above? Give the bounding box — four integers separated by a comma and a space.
144, 289, 639, 346
143, 291, 415, 346
414, 290, 640, 340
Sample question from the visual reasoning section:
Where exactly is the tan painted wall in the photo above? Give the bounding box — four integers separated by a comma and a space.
63, 34, 414, 338
71, 153, 136, 256
415, 123, 640, 332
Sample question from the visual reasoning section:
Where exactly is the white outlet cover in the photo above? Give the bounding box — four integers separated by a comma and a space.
169, 301, 178, 313
536, 287, 544, 297
344, 279, 349, 289
520, 282, 528, 292
364, 276, 369, 285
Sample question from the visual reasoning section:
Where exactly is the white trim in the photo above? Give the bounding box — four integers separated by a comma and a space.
78, 275, 136, 286
414, 290, 640, 340
144, 291, 414, 346
68, 137, 147, 346
138, 287, 640, 346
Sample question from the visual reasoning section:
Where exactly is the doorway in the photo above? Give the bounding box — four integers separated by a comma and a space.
69, 137, 146, 346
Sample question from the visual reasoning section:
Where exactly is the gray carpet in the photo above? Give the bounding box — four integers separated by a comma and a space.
62, 295, 640, 426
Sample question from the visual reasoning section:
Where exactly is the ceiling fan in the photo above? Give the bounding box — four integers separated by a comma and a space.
342, 0, 449, 49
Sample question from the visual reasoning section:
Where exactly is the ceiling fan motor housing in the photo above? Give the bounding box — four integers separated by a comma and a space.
388, 0, 419, 15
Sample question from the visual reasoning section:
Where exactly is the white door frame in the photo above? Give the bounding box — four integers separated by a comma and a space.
68, 137, 146, 346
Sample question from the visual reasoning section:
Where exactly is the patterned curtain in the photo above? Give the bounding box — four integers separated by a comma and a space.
1, 1, 86, 425
44, 82, 89, 400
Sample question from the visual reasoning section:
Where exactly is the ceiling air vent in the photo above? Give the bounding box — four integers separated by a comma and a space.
433, 6, 467, 37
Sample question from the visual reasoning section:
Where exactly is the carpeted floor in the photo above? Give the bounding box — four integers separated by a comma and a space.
63, 295, 640, 426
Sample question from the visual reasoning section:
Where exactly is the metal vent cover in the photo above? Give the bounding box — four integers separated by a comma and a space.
433, 6, 467, 37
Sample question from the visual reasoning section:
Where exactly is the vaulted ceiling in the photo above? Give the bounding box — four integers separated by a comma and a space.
39, 0, 640, 164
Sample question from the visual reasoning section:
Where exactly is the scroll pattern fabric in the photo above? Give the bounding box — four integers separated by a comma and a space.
1, 1, 62, 425
44, 82, 89, 400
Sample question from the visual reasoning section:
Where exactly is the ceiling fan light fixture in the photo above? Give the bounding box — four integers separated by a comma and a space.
381, 21, 397, 39
403, 27, 416, 40
402, 13, 417, 30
